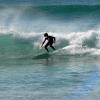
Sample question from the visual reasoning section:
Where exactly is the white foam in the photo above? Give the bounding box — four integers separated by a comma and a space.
53, 44, 100, 56
0, 26, 100, 56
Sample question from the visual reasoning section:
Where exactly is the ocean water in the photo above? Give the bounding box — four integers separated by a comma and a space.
0, 5, 100, 100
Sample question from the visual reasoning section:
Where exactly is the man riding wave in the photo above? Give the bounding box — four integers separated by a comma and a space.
41, 33, 56, 52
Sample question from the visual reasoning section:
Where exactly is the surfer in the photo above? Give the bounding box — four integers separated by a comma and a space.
41, 33, 56, 52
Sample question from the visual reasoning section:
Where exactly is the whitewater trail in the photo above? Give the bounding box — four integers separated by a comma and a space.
53, 44, 100, 56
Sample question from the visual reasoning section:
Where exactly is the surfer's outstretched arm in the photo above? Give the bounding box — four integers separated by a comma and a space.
41, 39, 46, 47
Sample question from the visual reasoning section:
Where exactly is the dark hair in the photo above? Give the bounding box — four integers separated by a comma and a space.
44, 33, 48, 36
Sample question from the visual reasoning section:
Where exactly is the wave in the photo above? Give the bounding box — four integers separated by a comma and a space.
0, 30, 100, 59
0, 5, 100, 33
53, 30, 100, 56
0, 5, 100, 58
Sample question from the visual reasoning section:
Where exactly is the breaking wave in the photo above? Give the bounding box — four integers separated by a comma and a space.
0, 5, 100, 58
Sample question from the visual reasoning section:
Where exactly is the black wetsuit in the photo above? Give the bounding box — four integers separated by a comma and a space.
44, 36, 55, 52
45, 36, 54, 46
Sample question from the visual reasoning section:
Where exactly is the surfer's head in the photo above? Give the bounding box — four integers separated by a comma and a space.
44, 33, 48, 37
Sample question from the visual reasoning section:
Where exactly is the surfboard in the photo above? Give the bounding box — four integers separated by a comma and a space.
32, 48, 60, 60
32, 53, 51, 59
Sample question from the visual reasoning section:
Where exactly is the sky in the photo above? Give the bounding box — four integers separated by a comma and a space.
0, 0, 100, 5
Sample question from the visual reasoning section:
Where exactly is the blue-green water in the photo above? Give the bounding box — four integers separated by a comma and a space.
0, 56, 100, 100
0, 5, 100, 100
